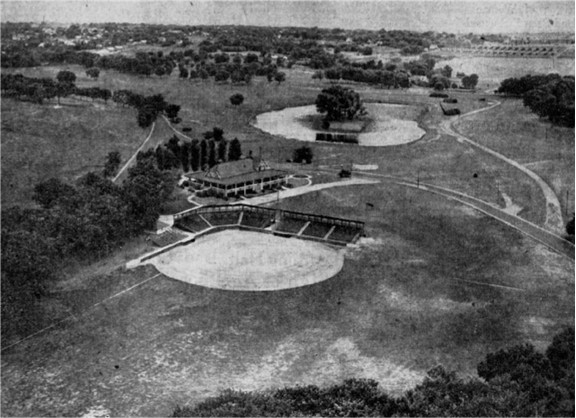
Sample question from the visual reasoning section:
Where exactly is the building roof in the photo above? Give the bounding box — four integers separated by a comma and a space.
189, 169, 288, 186
187, 159, 288, 186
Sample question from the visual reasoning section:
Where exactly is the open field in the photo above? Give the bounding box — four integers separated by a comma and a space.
2, 182, 573, 417
435, 56, 575, 90
1, 97, 145, 206
455, 98, 575, 217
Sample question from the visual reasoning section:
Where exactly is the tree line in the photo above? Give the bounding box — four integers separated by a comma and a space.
497, 74, 575, 127
149, 127, 243, 172
1, 153, 174, 339
1, 71, 182, 129
173, 328, 574, 416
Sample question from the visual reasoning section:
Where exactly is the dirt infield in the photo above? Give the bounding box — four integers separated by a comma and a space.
253, 103, 425, 146
144, 230, 344, 291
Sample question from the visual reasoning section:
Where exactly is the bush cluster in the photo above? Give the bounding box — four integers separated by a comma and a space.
316, 132, 359, 144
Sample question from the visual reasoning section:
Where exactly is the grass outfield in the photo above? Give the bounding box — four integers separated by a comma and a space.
1, 97, 146, 206
1, 182, 573, 417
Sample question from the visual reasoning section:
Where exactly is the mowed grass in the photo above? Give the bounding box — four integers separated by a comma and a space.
455, 98, 575, 217
1, 182, 573, 417
1, 97, 147, 206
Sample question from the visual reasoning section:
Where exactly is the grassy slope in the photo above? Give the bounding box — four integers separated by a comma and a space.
1, 98, 146, 206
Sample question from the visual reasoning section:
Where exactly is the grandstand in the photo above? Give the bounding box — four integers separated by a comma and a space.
301, 221, 334, 238
172, 205, 365, 246
175, 213, 211, 233
150, 229, 188, 247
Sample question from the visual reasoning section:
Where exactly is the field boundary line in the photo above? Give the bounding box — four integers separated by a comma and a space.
451, 278, 526, 291
112, 121, 156, 184
1, 273, 162, 353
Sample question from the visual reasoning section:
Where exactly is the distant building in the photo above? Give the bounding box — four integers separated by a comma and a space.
187, 158, 289, 198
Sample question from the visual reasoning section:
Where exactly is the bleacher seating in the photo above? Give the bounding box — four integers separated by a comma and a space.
201, 211, 241, 226
150, 230, 187, 247
176, 214, 211, 233
241, 211, 273, 229
301, 221, 333, 238
328, 225, 362, 243
275, 217, 308, 234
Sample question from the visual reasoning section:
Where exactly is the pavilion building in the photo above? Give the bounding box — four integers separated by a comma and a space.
187, 157, 290, 198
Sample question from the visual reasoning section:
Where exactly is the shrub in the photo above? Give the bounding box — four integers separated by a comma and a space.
429, 92, 449, 98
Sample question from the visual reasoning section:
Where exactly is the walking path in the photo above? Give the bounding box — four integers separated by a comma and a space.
440, 101, 564, 234
112, 122, 156, 184
234, 178, 379, 206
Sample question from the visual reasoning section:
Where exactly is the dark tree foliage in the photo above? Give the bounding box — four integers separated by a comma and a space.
85, 67, 100, 79
228, 138, 242, 161
208, 140, 217, 168
274, 71, 286, 84
172, 330, 575, 417
217, 139, 228, 163
56, 70, 76, 84
498, 74, 574, 127
165, 104, 181, 120
33, 178, 77, 208
229, 93, 244, 106
190, 139, 200, 172
200, 139, 208, 169
293, 146, 313, 164
316, 85, 365, 121
461, 73, 479, 89
103, 151, 122, 178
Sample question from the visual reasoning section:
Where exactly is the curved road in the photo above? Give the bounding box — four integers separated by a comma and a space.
440, 100, 565, 235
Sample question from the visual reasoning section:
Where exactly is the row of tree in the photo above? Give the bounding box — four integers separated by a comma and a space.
497, 74, 575, 127
1, 153, 174, 339
150, 130, 243, 172
1, 72, 111, 105
173, 328, 574, 416
1, 70, 181, 128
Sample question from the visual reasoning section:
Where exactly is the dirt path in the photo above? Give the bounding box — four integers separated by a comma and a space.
112, 122, 156, 184
235, 178, 380, 206
440, 100, 564, 234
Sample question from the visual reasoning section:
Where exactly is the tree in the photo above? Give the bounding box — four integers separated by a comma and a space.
155, 66, 166, 77
316, 85, 365, 121
312, 70, 324, 81
103, 151, 122, 178
293, 146, 313, 164
228, 138, 242, 161
274, 71, 286, 84
217, 139, 228, 162
546, 327, 575, 380
229, 93, 244, 106
200, 139, 208, 169
179, 66, 189, 79
215, 70, 230, 83
85, 67, 100, 79
56, 70, 76, 84
477, 343, 553, 383
165, 104, 181, 120
32, 178, 77, 208
190, 139, 200, 171
462, 73, 479, 89
208, 140, 217, 167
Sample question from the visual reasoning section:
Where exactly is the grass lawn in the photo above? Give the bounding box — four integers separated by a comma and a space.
1, 182, 572, 417
455, 98, 575, 218
1, 97, 146, 206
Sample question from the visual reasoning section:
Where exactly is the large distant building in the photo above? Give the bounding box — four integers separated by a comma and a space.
187, 158, 289, 198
